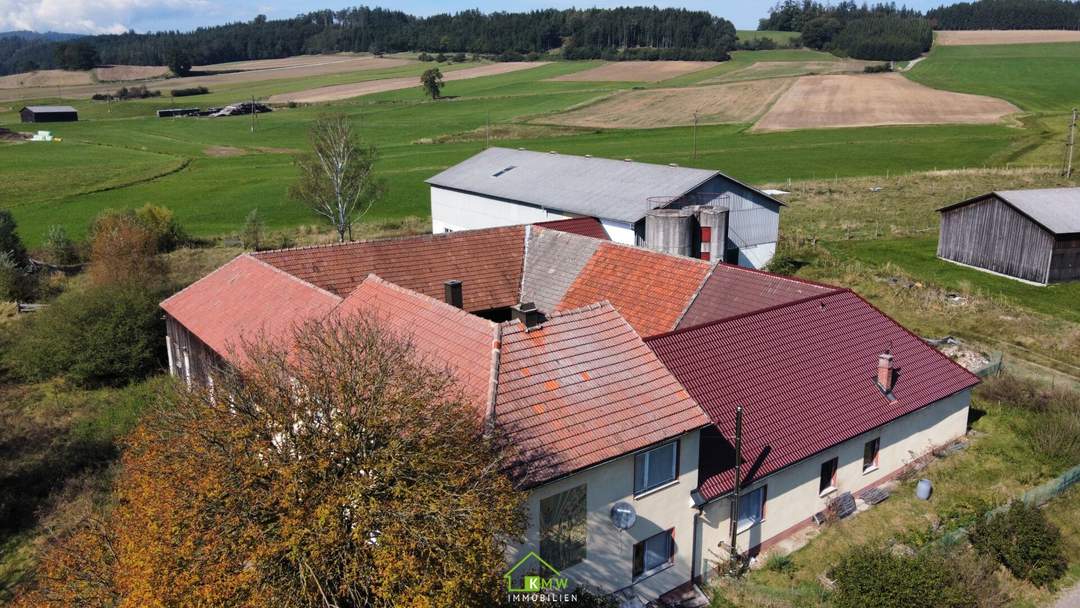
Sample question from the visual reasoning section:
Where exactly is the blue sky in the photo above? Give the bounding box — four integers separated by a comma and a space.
0, 0, 946, 35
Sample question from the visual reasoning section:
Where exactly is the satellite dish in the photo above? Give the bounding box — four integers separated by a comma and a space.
610, 501, 637, 530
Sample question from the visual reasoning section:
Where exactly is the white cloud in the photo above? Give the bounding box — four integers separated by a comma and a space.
0, 0, 212, 34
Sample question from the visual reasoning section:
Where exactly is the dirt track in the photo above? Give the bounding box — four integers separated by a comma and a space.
550, 61, 718, 82
544, 78, 793, 129
936, 30, 1080, 45
753, 73, 1018, 131
269, 62, 549, 103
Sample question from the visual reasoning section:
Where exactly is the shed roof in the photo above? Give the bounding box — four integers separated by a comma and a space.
940, 188, 1080, 235
498, 302, 709, 487
426, 147, 720, 223
253, 225, 525, 311
533, 216, 610, 240
648, 290, 979, 500
22, 105, 78, 113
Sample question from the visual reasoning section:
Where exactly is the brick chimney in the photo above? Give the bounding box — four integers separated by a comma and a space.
443, 280, 463, 309
877, 352, 895, 392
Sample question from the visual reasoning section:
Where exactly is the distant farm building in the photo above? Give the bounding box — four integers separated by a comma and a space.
938, 188, 1080, 284
20, 106, 78, 123
426, 148, 783, 269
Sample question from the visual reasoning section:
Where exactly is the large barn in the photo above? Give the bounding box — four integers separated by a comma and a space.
937, 188, 1080, 284
426, 148, 784, 269
19, 106, 79, 123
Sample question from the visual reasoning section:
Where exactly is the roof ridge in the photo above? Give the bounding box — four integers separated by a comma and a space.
342, 273, 496, 330
671, 262, 719, 329
251, 224, 523, 257
160, 253, 342, 310
645, 289, 847, 342
160, 253, 249, 308
713, 260, 841, 291
246, 255, 344, 302
501, 300, 613, 330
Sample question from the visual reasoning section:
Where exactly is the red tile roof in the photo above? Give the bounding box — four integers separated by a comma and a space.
160, 255, 342, 364
557, 242, 712, 337
497, 302, 709, 486
678, 264, 838, 329
253, 226, 525, 312
647, 290, 980, 500
533, 217, 610, 240
333, 275, 498, 409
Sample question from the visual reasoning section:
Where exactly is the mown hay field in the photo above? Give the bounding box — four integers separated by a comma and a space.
937, 29, 1080, 45
548, 60, 719, 82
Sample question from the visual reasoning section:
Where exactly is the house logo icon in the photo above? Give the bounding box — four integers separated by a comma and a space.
504, 551, 570, 593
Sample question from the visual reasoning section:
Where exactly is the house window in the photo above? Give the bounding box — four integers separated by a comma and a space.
737, 485, 766, 532
634, 441, 678, 494
863, 438, 880, 473
539, 485, 586, 570
632, 529, 674, 581
819, 457, 838, 495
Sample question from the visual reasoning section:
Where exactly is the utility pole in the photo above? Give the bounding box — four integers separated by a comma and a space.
692, 112, 699, 161
727, 405, 744, 576
1064, 108, 1077, 178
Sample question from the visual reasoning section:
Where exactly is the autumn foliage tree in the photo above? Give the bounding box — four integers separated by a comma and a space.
87, 211, 163, 286
19, 316, 525, 607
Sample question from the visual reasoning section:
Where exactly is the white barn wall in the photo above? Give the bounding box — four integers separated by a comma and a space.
696, 390, 971, 581
509, 430, 701, 599
431, 187, 569, 233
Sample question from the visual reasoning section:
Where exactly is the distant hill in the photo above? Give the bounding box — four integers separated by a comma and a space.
0, 30, 82, 42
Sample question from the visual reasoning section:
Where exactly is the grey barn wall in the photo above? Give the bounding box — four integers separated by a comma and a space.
673, 176, 781, 252
938, 196, 1055, 284
165, 315, 223, 386
1050, 236, 1080, 283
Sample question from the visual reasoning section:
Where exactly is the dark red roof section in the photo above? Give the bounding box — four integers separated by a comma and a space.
498, 302, 709, 487
253, 226, 525, 312
333, 275, 497, 409
161, 255, 342, 363
678, 264, 838, 328
533, 217, 610, 240
557, 242, 712, 337
647, 290, 980, 500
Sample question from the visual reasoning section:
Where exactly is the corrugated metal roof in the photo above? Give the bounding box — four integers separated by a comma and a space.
498, 302, 709, 487
648, 290, 980, 500
23, 105, 78, 113
940, 188, 1080, 235
426, 147, 719, 223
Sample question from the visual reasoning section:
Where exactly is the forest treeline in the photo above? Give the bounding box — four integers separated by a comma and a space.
0, 6, 736, 76
927, 0, 1080, 29
759, 1, 933, 60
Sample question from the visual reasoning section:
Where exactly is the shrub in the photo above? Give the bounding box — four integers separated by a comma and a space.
135, 203, 187, 252
88, 211, 163, 287
170, 86, 209, 97
764, 552, 795, 574
435, 52, 447, 62
418, 52, 433, 61
452, 52, 467, 63
969, 501, 1067, 587
0, 251, 23, 301
7, 283, 164, 387
43, 224, 79, 265
864, 62, 893, 73
0, 209, 29, 267
979, 374, 1080, 467
830, 545, 992, 608
241, 208, 265, 251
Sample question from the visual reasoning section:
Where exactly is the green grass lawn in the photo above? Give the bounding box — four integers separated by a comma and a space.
907, 42, 1080, 112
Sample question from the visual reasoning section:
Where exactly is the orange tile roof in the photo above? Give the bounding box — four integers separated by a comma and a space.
160, 255, 342, 364
253, 226, 525, 312
556, 242, 712, 337
333, 275, 498, 409
497, 302, 709, 486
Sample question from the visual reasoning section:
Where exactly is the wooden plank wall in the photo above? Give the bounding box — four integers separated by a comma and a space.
165, 314, 223, 387
938, 196, 1054, 284
1050, 236, 1080, 283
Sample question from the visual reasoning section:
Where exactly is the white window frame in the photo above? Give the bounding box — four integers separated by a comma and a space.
634, 440, 679, 495
737, 485, 766, 533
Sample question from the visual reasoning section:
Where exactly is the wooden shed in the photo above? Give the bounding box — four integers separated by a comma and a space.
20, 105, 79, 123
937, 188, 1080, 284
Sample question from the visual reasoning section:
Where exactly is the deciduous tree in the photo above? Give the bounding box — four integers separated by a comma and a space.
421, 67, 444, 99
19, 316, 525, 607
289, 114, 383, 242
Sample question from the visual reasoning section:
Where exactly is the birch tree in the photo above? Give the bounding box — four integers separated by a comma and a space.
290, 114, 383, 242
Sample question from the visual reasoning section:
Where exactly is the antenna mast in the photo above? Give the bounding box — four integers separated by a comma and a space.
1064, 108, 1077, 178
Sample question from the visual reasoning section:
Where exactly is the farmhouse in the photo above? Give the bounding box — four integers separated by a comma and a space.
426, 148, 784, 269
161, 220, 977, 603
938, 188, 1080, 284
19, 105, 78, 123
